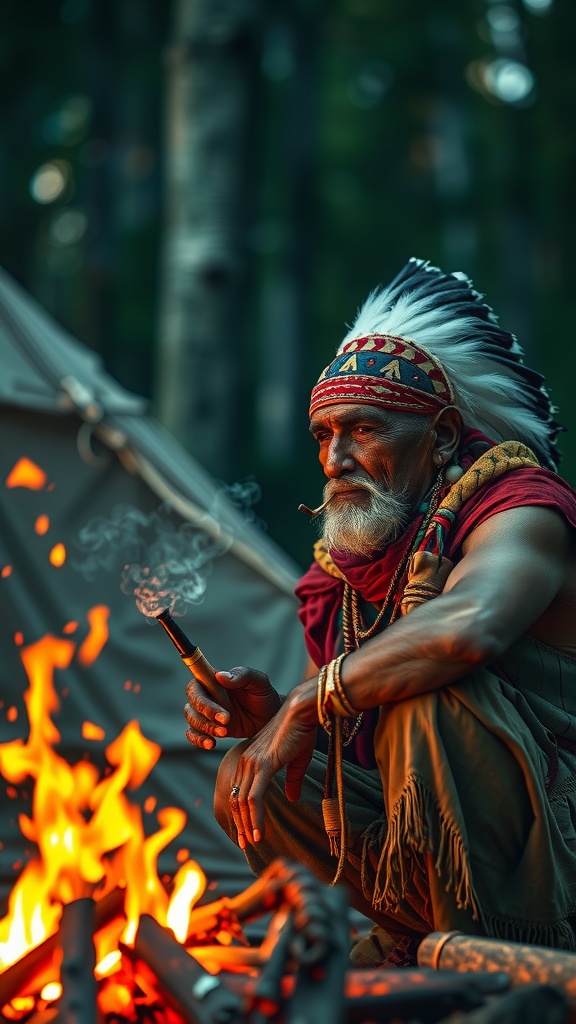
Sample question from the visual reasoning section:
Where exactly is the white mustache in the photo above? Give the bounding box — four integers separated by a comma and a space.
324, 476, 388, 502
300, 476, 398, 519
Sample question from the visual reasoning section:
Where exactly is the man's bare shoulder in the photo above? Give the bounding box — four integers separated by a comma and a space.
459, 505, 576, 656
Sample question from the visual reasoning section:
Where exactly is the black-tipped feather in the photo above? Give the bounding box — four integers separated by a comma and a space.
346, 258, 563, 469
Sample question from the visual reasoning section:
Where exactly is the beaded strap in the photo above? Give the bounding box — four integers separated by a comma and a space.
317, 653, 364, 884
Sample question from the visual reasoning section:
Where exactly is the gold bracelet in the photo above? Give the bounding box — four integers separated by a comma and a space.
324, 654, 360, 719
327, 687, 354, 718
332, 653, 359, 716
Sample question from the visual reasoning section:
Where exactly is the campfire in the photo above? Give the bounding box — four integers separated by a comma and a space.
0, 612, 347, 1023
0, 613, 381, 1024
0, 617, 213, 1016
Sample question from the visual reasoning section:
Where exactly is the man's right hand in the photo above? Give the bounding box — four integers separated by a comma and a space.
184, 666, 283, 749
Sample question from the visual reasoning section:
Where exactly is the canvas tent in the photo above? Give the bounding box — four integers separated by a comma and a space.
0, 265, 307, 914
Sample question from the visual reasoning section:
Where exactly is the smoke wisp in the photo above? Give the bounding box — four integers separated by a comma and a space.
72, 480, 263, 617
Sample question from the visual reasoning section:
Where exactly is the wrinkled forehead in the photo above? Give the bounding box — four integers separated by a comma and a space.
309, 401, 431, 433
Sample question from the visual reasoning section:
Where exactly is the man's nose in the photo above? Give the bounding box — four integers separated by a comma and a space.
323, 436, 355, 478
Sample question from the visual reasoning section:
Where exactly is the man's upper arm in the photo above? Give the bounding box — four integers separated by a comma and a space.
442, 505, 572, 648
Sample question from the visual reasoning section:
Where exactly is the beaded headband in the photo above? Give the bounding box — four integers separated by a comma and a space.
308, 258, 562, 468
309, 333, 456, 417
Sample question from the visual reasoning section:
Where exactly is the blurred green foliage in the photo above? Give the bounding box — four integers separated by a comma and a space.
1, 0, 575, 567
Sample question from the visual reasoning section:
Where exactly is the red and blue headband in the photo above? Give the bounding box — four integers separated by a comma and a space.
309, 334, 456, 417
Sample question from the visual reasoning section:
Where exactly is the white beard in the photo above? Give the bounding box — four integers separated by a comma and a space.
319, 476, 412, 557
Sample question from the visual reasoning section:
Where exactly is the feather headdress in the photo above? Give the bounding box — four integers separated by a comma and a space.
311, 257, 562, 469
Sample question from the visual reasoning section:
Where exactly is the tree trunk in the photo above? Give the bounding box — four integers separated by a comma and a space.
155, 0, 260, 478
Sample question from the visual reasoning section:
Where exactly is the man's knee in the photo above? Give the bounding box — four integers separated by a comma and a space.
213, 739, 250, 835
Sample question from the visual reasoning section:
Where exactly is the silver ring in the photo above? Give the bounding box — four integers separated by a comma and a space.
230, 784, 240, 799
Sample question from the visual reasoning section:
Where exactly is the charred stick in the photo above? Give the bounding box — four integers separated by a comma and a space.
0, 887, 125, 1006
185, 860, 332, 953
0, 932, 61, 1007
343, 967, 509, 1023
127, 914, 241, 1024
225, 870, 284, 922
184, 871, 283, 945
271, 860, 333, 965
59, 898, 97, 1024
418, 931, 576, 1006
249, 910, 295, 1018
187, 946, 262, 972
285, 884, 349, 1024
445, 984, 567, 1024
17, 1009, 60, 1024
184, 860, 320, 947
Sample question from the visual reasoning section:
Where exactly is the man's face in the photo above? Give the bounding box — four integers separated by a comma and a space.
309, 402, 435, 555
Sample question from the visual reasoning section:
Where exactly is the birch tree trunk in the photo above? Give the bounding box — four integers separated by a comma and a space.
155, 0, 260, 477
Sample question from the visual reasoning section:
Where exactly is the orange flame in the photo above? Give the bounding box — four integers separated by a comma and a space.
166, 861, 207, 943
0, 618, 206, 986
5, 459, 47, 491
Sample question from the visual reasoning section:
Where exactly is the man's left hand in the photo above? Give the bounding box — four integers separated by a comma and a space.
228, 679, 318, 849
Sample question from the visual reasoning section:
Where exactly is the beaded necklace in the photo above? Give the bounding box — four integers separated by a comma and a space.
342, 468, 446, 652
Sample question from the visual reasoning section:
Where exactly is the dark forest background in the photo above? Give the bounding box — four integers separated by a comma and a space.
1, 0, 574, 569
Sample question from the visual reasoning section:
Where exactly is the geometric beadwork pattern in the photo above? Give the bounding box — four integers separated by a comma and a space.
310, 334, 456, 416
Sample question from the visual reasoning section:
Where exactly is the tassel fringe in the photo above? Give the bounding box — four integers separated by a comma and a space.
481, 912, 576, 951
359, 772, 576, 949
361, 772, 481, 921
322, 796, 342, 858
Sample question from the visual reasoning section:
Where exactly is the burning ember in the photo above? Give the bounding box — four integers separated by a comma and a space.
5, 459, 47, 492
0, 617, 207, 1018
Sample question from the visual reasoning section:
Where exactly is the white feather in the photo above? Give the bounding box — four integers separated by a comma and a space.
336, 261, 554, 464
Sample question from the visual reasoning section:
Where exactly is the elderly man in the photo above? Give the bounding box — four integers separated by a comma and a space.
184, 258, 576, 962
